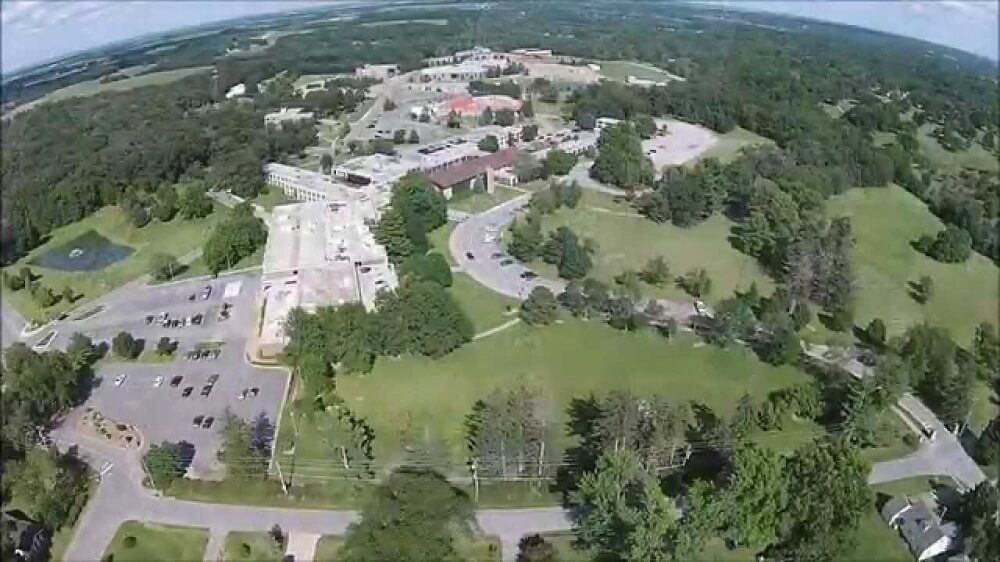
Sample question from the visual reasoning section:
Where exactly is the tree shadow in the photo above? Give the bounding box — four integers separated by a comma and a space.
551, 395, 602, 506
176, 441, 196, 474
683, 402, 730, 484
906, 281, 928, 303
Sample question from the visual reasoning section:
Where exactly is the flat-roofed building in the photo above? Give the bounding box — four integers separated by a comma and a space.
264, 162, 387, 204
264, 107, 315, 128
256, 201, 397, 358
354, 63, 399, 80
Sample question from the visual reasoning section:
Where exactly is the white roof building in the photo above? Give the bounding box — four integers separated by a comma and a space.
264, 107, 315, 127
257, 201, 397, 358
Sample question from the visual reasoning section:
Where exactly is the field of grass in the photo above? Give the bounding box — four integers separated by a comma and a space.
599, 60, 679, 83
870, 476, 942, 498
916, 124, 998, 172
223, 531, 283, 562
162, 247, 264, 283
841, 510, 911, 562
314, 536, 345, 561
2, 204, 225, 323
970, 379, 998, 435
103, 521, 208, 562
253, 186, 293, 211
696, 126, 774, 164
6, 67, 211, 118
534, 195, 774, 303
827, 184, 999, 342
428, 223, 457, 264
449, 273, 518, 333
449, 186, 523, 214
292, 319, 811, 468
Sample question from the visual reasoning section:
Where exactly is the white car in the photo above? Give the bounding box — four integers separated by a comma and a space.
114, 374, 127, 387
694, 300, 707, 316
153, 376, 164, 388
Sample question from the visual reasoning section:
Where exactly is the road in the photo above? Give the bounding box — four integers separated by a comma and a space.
804, 344, 986, 490
54, 430, 571, 562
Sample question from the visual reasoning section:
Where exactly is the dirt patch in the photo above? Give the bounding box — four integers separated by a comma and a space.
79, 408, 143, 449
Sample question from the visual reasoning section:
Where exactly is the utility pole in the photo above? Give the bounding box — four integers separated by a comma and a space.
469, 458, 480, 502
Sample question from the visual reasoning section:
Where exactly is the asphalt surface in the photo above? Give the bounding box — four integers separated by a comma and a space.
54, 432, 572, 562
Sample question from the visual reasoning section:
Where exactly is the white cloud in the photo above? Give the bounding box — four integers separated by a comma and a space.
1, 1, 125, 31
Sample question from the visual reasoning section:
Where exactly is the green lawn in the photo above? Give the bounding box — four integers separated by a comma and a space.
428, 223, 456, 264
696, 127, 774, 164
449, 273, 519, 333
449, 186, 523, 214
970, 379, 998, 435
305, 319, 810, 468
2, 204, 224, 323
534, 197, 774, 303
103, 521, 208, 562
162, 247, 264, 283
223, 531, 283, 562
253, 186, 293, 211
839, 510, 911, 562
314, 536, 345, 561
827, 184, 999, 342
917, 124, 998, 172
870, 476, 943, 498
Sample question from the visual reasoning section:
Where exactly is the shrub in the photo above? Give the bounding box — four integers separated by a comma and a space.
123, 536, 137, 549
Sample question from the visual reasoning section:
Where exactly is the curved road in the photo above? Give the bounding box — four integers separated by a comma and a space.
55, 424, 571, 562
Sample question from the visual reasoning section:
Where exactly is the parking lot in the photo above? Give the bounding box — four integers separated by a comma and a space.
88, 338, 286, 478
37, 273, 289, 479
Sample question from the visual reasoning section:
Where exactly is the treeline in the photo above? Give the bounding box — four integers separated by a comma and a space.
0, 74, 315, 265
0, 337, 102, 557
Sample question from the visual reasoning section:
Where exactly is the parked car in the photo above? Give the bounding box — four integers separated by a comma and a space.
201, 417, 215, 429
192, 415, 204, 427
114, 374, 127, 387
170, 375, 183, 387
181, 386, 194, 397
500, 258, 514, 266
238, 389, 248, 400
200, 385, 212, 397
201, 286, 212, 300
188, 293, 196, 302
250, 387, 259, 398
520, 271, 538, 279
466, 252, 475, 260
145, 315, 155, 325
153, 376, 163, 388
207, 374, 219, 384
491, 252, 504, 259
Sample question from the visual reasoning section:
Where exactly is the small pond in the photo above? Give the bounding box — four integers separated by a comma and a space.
30, 230, 134, 272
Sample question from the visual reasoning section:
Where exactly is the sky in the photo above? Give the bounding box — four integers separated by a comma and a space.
1, 1, 998, 72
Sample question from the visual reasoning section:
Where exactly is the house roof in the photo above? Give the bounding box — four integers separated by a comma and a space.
426, 148, 517, 188
881, 496, 952, 558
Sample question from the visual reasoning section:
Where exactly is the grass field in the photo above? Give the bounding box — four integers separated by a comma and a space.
599, 60, 680, 83
6, 67, 211, 118
970, 380, 998, 435
162, 247, 264, 283
253, 186, 293, 211
428, 223, 457, 264
223, 531, 283, 562
696, 126, 774, 164
314, 536, 345, 561
827, 184, 999, 343
916, 124, 998, 172
448, 186, 523, 214
103, 521, 208, 562
533, 194, 775, 303
449, 273, 518, 333
295, 319, 811, 468
2, 204, 224, 323
842, 510, 911, 562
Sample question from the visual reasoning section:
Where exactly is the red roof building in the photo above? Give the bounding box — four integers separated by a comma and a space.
426, 147, 518, 189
